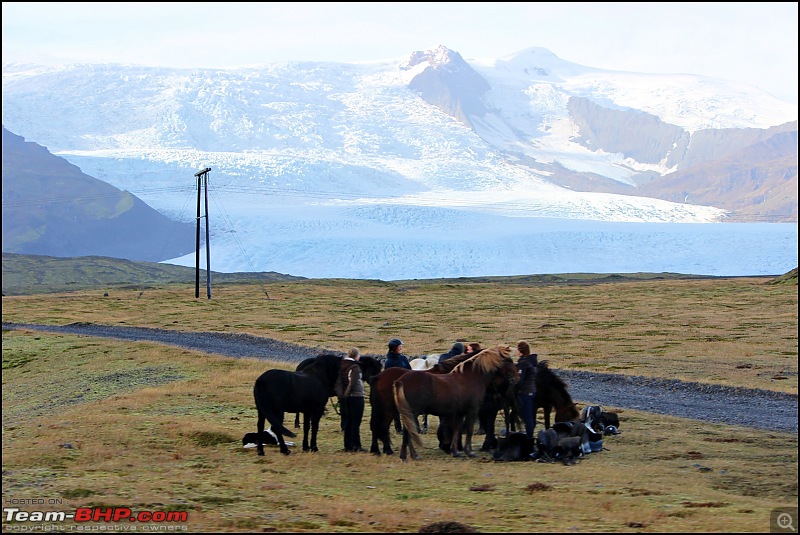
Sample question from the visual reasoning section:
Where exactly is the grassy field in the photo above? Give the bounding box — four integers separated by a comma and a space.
2, 274, 797, 532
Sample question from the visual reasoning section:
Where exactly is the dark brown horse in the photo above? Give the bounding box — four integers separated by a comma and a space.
533, 360, 580, 428
477, 360, 579, 451
393, 345, 520, 460
368, 353, 473, 455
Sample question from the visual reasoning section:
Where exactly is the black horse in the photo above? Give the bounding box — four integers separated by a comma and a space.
477, 360, 579, 452
252, 354, 341, 456
293, 355, 383, 428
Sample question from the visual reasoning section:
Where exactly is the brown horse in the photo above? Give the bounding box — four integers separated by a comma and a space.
368, 353, 472, 455
393, 345, 520, 460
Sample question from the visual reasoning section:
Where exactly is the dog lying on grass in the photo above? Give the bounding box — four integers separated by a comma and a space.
242, 428, 294, 448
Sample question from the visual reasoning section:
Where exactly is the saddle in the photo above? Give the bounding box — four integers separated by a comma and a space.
532, 421, 593, 464
581, 405, 622, 436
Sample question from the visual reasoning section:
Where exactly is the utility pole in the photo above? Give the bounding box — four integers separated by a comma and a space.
194, 167, 212, 299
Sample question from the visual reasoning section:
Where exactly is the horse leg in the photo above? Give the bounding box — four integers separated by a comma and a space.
437, 421, 451, 453
294, 412, 300, 429
479, 408, 498, 452
302, 413, 312, 452
309, 413, 321, 452
276, 411, 291, 455
408, 428, 420, 461
371, 405, 394, 455
393, 411, 403, 434
399, 429, 408, 461
448, 417, 464, 458
257, 412, 267, 457
381, 418, 394, 455
463, 413, 477, 458
369, 411, 381, 455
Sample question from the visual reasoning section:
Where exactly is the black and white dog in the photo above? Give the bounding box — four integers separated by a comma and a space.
242, 427, 293, 448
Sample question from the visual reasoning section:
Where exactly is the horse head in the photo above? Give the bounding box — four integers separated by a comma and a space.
535, 360, 580, 424
555, 403, 580, 422
358, 355, 384, 383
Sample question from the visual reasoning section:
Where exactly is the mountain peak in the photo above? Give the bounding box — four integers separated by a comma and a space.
406, 45, 465, 69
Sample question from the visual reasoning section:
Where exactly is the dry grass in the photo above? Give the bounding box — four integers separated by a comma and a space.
2, 277, 797, 532
2, 277, 797, 392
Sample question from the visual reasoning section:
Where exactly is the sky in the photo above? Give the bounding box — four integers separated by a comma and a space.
2, 2, 798, 104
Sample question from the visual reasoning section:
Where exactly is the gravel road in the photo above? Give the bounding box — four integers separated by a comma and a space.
4, 321, 797, 433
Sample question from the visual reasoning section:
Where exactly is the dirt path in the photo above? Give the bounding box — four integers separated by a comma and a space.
4, 321, 797, 433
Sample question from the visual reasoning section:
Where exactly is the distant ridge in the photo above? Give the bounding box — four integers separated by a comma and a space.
1, 253, 304, 296
3, 252, 789, 297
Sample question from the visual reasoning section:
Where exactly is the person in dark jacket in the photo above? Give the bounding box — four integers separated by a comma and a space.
515, 340, 539, 439
340, 347, 366, 452
437, 342, 465, 364
384, 338, 411, 370
384, 338, 411, 433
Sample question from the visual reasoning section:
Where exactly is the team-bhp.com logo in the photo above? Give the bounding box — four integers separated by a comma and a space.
3, 506, 188, 529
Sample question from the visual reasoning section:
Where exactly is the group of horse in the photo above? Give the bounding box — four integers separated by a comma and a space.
248, 344, 579, 461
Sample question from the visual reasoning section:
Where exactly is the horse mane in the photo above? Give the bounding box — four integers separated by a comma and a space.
300, 354, 342, 380
453, 344, 511, 375
358, 356, 384, 382
537, 360, 569, 393
435, 352, 473, 373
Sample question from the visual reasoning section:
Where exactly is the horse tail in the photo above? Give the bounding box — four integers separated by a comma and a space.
253, 376, 297, 439
393, 380, 424, 451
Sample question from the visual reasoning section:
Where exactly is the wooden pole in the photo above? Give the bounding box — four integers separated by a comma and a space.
194, 168, 211, 298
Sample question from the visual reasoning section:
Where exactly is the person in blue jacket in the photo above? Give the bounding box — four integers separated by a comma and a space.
384, 338, 411, 369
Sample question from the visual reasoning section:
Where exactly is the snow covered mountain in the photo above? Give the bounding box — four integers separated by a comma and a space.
2, 46, 797, 278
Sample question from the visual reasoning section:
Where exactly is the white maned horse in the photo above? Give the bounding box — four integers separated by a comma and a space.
409, 354, 440, 371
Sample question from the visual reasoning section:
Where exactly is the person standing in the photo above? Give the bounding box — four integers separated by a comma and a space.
437, 341, 465, 364
384, 338, 411, 369
515, 340, 539, 439
341, 347, 366, 452
384, 338, 411, 433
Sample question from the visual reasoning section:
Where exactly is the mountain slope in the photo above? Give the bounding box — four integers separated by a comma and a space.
1, 127, 195, 261
411, 47, 798, 219
637, 126, 798, 220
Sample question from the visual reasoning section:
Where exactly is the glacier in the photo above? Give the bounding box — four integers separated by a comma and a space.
2, 48, 797, 279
